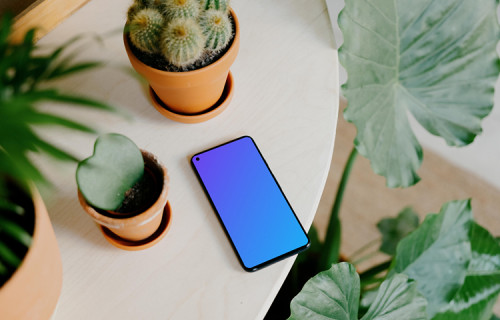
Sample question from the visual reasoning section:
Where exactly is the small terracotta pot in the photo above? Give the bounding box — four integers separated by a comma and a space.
78, 150, 169, 242
124, 9, 240, 115
0, 188, 63, 320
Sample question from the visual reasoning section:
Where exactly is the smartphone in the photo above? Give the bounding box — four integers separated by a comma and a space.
191, 136, 310, 272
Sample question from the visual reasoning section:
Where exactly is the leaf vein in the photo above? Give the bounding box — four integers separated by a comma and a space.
343, 9, 397, 49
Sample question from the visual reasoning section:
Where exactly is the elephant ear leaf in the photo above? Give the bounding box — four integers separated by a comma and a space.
361, 274, 427, 320
432, 223, 500, 320
390, 199, 473, 317
288, 262, 360, 320
338, 0, 500, 187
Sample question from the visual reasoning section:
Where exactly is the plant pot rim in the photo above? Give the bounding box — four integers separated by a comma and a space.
148, 71, 234, 123
78, 149, 169, 230
99, 201, 172, 251
123, 8, 240, 78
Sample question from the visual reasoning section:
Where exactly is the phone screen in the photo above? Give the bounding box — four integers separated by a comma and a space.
191, 136, 310, 271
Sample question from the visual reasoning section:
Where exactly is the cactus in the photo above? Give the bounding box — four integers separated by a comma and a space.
199, 0, 230, 13
126, 0, 233, 68
160, 18, 205, 67
129, 8, 165, 54
162, 0, 200, 22
135, 0, 163, 8
127, 3, 141, 23
200, 9, 232, 52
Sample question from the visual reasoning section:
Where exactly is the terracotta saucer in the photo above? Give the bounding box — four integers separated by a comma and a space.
149, 72, 234, 124
99, 201, 172, 251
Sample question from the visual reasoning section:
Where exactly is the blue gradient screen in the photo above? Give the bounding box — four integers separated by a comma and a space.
191, 136, 309, 271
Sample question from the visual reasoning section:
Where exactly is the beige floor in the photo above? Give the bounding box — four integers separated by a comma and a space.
314, 98, 500, 314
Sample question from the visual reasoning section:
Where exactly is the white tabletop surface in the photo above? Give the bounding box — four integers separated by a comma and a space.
37, 0, 339, 319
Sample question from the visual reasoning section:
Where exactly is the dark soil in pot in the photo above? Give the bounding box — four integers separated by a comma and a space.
95, 156, 163, 219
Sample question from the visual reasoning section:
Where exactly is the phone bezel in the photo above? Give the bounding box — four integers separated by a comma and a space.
190, 136, 310, 272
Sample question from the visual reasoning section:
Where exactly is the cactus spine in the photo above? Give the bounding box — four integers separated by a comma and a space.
126, 0, 233, 68
200, 0, 230, 13
129, 8, 165, 54
161, 18, 205, 67
127, 3, 142, 23
162, 0, 200, 22
200, 10, 232, 52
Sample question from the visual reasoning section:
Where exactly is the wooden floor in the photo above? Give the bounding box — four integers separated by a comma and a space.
314, 97, 500, 314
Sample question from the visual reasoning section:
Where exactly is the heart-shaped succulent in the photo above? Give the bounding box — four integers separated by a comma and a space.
76, 133, 144, 211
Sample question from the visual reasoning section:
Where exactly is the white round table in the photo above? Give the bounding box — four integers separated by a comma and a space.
39, 0, 339, 318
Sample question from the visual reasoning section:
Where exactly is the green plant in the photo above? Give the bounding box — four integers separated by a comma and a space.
289, 200, 500, 320
340, 0, 499, 189
126, 0, 234, 68
200, 0, 229, 12
265, 0, 500, 318
128, 8, 165, 54
160, 17, 205, 67
76, 133, 144, 211
163, 0, 200, 21
200, 9, 232, 51
0, 13, 116, 286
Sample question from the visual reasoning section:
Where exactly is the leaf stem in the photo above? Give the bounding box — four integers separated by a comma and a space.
348, 238, 381, 261
358, 259, 392, 281
319, 147, 358, 271
351, 250, 379, 266
360, 276, 384, 287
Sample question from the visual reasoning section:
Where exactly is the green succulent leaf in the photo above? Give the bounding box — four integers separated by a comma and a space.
361, 274, 427, 320
377, 206, 419, 256
76, 133, 144, 211
432, 223, 500, 320
338, 0, 500, 187
289, 262, 360, 320
390, 199, 473, 317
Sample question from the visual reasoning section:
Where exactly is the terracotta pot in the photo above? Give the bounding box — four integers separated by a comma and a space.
124, 9, 240, 115
0, 189, 63, 320
78, 150, 169, 242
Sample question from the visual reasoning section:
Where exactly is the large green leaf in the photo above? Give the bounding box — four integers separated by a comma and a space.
432, 223, 500, 320
361, 274, 427, 320
338, 0, 500, 187
391, 199, 472, 317
377, 206, 419, 256
289, 262, 360, 320
468, 223, 500, 273
288, 263, 428, 320
432, 274, 500, 320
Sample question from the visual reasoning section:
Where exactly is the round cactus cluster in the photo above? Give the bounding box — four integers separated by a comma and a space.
127, 0, 233, 68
